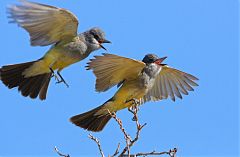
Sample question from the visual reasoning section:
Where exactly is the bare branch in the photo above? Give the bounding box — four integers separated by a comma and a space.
108, 111, 131, 156
128, 105, 147, 148
134, 148, 178, 157
88, 134, 105, 157
119, 101, 146, 156
110, 143, 121, 157
55, 102, 178, 157
54, 146, 70, 157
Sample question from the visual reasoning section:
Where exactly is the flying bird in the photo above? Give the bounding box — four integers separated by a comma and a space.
0, 0, 110, 100
70, 53, 199, 132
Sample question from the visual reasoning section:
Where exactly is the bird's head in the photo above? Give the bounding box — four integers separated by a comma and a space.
142, 54, 167, 65
86, 27, 111, 51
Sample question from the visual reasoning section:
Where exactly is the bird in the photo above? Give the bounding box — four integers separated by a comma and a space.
70, 53, 199, 132
0, 0, 111, 100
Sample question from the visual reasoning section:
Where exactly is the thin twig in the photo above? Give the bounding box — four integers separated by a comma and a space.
55, 101, 178, 157
119, 101, 146, 156
134, 148, 178, 157
129, 106, 147, 148
109, 111, 131, 157
88, 134, 105, 157
110, 143, 121, 157
54, 146, 70, 157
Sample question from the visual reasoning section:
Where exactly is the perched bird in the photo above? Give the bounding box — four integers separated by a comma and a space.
70, 53, 199, 132
0, 0, 110, 100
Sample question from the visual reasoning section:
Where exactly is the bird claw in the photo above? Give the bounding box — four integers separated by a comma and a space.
57, 71, 69, 88
127, 98, 140, 121
52, 74, 60, 81
55, 80, 69, 88
50, 68, 69, 88
50, 68, 60, 81
132, 116, 137, 121
132, 98, 140, 106
131, 98, 140, 111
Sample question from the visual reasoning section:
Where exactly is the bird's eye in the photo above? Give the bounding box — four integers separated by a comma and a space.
93, 34, 100, 40
149, 58, 154, 62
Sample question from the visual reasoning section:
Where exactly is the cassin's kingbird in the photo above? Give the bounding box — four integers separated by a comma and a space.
0, 0, 110, 100
70, 53, 198, 132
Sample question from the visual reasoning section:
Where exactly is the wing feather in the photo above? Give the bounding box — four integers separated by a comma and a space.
164, 74, 175, 101
142, 66, 198, 103
160, 74, 168, 99
87, 53, 146, 92
8, 0, 79, 46
168, 74, 182, 99
169, 73, 189, 95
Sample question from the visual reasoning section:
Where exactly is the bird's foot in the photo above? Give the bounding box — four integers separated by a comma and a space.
56, 71, 69, 88
50, 68, 61, 82
56, 80, 69, 88
128, 107, 138, 121
131, 114, 137, 121
132, 98, 140, 106
50, 68, 69, 88
128, 98, 140, 121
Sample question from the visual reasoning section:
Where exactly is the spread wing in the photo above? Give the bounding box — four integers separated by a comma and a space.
141, 66, 198, 103
8, 0, 79, 46
86, 53, 146, 92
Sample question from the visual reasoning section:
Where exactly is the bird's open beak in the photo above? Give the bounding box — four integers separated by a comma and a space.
100, 44, 107, 51
99, 39, 111, 51
155, 56, 167, 65
102, 39, 111, 43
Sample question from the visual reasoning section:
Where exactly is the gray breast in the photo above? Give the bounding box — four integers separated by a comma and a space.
63, 35, 89, 60
139, 63, 161, 89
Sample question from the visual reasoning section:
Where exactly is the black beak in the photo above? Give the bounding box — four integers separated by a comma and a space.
99, 39, 111, 51
102, 39, 111, 43
100, 44, 107, 51
155, 56, 167, 65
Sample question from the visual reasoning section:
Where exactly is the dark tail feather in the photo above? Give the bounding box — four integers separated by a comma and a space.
70, 105, 112, 132
0, 61, 51, 100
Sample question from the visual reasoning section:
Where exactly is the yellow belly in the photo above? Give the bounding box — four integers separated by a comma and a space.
43, 48, 79, 71
51, 57, 79, 71
23, 47, 80, 77
111, 80, 147, 111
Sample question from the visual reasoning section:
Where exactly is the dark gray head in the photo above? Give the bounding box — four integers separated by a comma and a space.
142, 54, 167, 65
85, 27, 111, 51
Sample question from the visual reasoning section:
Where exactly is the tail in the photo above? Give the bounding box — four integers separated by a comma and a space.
0, 60, 52, 100
70, 101, 114, 132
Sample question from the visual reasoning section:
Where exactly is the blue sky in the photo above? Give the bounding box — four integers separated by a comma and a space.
0, 0, 238, 156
